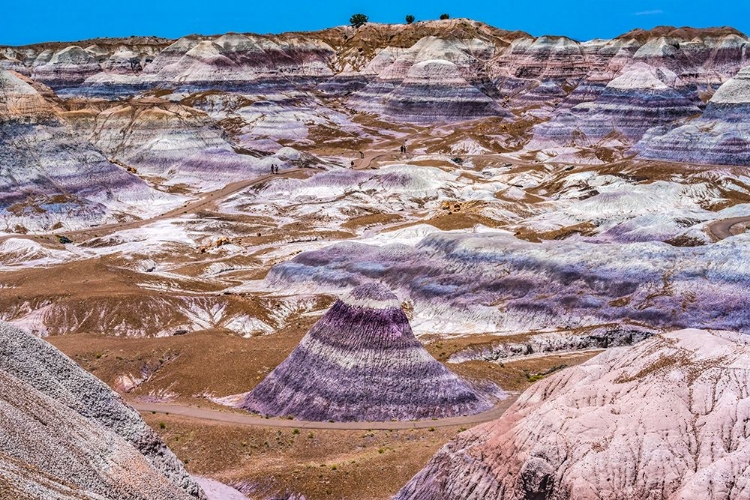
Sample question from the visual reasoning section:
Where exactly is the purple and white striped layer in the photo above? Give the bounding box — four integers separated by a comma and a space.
236, 283, 493, 422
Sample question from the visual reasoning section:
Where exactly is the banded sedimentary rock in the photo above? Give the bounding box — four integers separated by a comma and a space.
30, 46, 102, 88
636, 65, 750, 165
0, 70, 177, 233
267, 230, 750, 334
235, 283, 493, 421
1, 22, 749, 176
85, 32, 336, 90
351, 35, 506, 122
379, 59, 506, 123
396, 329, 750, 500
63, 97, 265, 187
530, 63, 701, 148
0, 322, 205, 499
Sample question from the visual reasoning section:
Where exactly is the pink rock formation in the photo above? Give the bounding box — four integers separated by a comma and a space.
396, 329, 750, 500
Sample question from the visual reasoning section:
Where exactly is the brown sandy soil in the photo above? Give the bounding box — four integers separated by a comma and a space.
513, 221, 598, 242
422, 335, 601, 391
449, 352, 602, 392
48, 321, 317, 401
340, 213, 403, 231
422, 211, 505, 231
144, 413, 464, 500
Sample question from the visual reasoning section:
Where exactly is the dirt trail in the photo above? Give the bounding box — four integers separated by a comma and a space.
0, 147, 410, 245
0, 147, 539, 246
0, 168, 309, 245
132, 395, 518, 430
706, 215, 750, 240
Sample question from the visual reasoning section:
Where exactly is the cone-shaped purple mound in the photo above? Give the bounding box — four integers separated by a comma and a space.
236, 283, 492, 422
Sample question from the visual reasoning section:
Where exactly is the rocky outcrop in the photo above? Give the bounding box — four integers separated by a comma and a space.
135, 33, 335, 86
0, 322, 205, 499
636, 65, 750, 165
31, 46, 102, 88
233, 283, 494, 421
1, 37, 170, 88
351, 35, 506, 122
396, 329, 750, 500
378, 59, 506, 123
447, 327, 653, 363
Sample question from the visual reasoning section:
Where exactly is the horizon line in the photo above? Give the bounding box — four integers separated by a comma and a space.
0, 19, 745, 48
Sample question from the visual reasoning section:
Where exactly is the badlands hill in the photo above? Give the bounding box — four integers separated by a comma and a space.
1, 20, 750, 232
0, 69, 177, 233
233, 283, 494, 421
0, 322, 204, 499
0, 20, 748, 160
637, 65, 750, 165
396, 329, 750, 500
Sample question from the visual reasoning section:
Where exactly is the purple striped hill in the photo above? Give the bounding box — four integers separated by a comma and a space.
235, 283, 493, 422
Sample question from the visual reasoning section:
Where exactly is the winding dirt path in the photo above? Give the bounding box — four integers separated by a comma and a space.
132, 395, 518, 431
0, 168, 309, 245
0, 147, 537, 246
706, 215, 750, 241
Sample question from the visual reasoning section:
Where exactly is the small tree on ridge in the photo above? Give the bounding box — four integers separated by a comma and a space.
350, 13, 368, 28
405, 14, 415, 24
440, 13, 450, 20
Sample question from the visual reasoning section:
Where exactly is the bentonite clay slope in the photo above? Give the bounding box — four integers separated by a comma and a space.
0, 322, 205, 500
2, 23, 750, 162
234, 283, 494, 422
0, 69, 179, 233
63, 97, 265, 187
636, 64, 750, 165
531, 63, 701, 148
396, 329, 750, 500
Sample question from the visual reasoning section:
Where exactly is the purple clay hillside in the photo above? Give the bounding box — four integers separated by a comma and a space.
234, 283, 496, 422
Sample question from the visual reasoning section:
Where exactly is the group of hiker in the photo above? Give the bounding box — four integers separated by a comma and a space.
348, 143, 408, 168
270, 164, 280, 174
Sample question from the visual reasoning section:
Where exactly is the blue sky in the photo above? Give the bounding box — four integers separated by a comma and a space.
2, 0, 748, 46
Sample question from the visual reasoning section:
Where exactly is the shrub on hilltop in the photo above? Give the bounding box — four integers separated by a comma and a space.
350, 13, 368, 28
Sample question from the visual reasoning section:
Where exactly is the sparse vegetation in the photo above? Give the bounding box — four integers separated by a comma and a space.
440, 13, 450, 20
350, 13, 368, 28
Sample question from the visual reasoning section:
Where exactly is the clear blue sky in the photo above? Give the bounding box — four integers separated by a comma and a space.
2, 0, 748, 46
